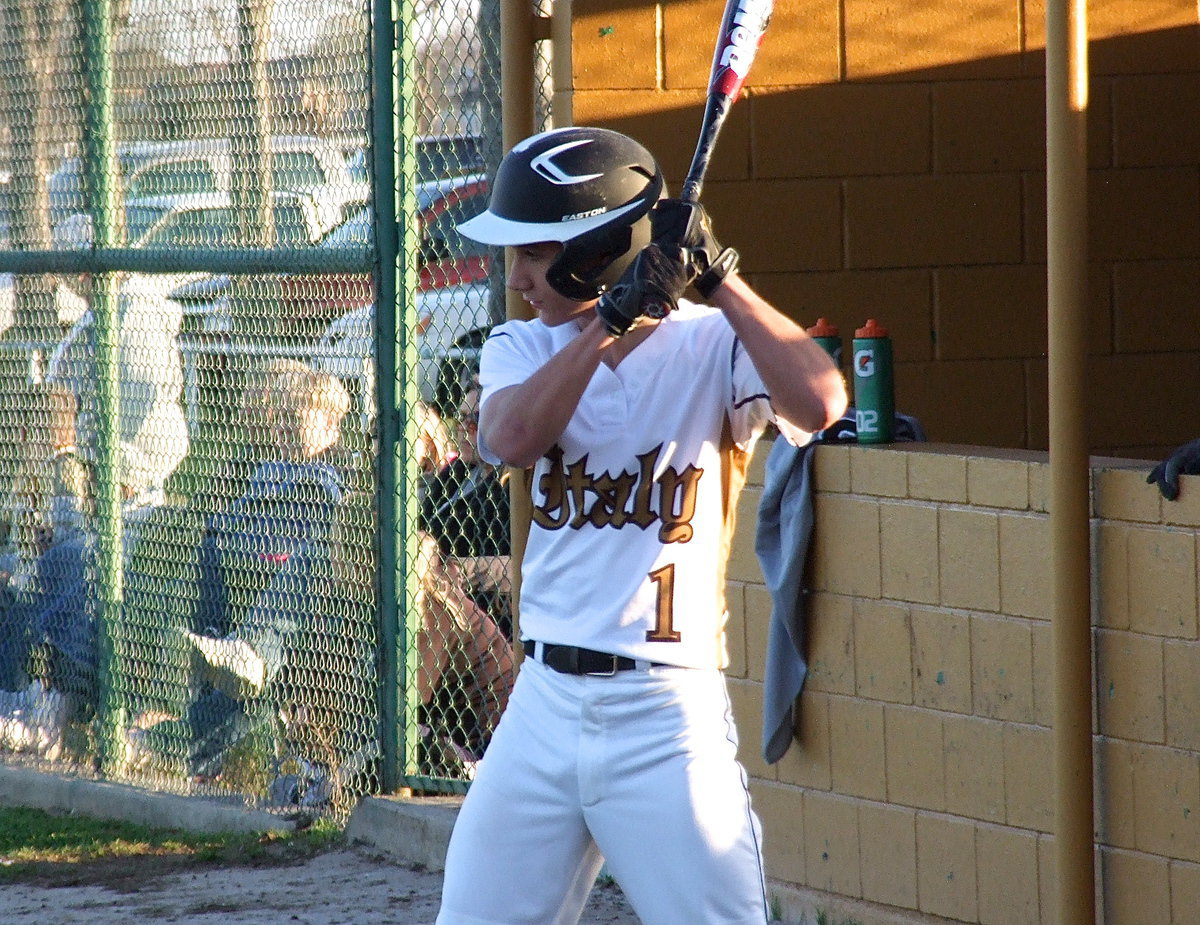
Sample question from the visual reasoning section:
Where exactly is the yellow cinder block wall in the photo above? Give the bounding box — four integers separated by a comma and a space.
725, 438, 1200, 925
565, 0, 1200, 459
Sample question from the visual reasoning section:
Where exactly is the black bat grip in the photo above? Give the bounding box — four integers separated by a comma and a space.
681, 93, 732, 203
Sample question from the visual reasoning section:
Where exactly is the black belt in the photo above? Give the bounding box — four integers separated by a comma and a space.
523, 640, 666, 676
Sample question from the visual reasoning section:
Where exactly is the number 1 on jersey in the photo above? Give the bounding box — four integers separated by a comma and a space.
645, 564, 681, 642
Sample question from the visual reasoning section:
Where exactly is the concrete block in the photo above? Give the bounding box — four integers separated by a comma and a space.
844, 0, 1020, 80
1126, 526, 1198, 638
1096, 628, 1166, 743
976, 823, 1040, 925
848, 445, 909, 499
907, 451, 967, 503
883, 705, 945, 812
755, 82, 930, 178
1095, 736, 1139, 851
1164, 640, 1200, 750
571, 3, 657, 90
1114, 260, 1200, 354
345, 794, 460, 872
804, 593, 856, 696
778, 690, 832, 790
858, 801, 918, 910
999, 513, 1050, 620
753, 781, 806, 885
813, 444, 851, 494
1169, 860, 1200, 925
911, 606, 973, 714
880, 502, 940, 604
810, 496, 881, 598
943, 715, 1005, 824
1002, 724, 1054, 832
852, 599, 913, 704
705, 180, 843, 274
828, 696, 887, 801
845, 174, 1023, 269
968, 456, 1033, 510
1096, 521, 1132, 630
1131, 745, 1200, 863
933, 79, 1045, 172
1101, 847, 1171, 925
1089, 167, 1200, 262
1030, 621, 1055, 727
935, 266, 1047, 361
741, 583, 774, 682
728, 677, 775, 783
1096, 466, 1168, 523
916, 811, 979, 921
802, 789, 862, 897
939, 508, 1001, 612
970, 614, 1034, 722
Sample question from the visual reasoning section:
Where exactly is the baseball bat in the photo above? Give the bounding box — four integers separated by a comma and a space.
680, 0, 774, 203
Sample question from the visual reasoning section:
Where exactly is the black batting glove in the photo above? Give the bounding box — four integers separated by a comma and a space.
1147, 437, 1200, 501
595, 243, 691, 337
650, 198, 739, 300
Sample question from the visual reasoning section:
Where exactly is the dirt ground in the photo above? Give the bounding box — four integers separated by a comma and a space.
0, 844, 642, 925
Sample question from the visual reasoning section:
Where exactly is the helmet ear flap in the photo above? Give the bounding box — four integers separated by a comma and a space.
546, 222, 635, 301
544, 198, 656, 301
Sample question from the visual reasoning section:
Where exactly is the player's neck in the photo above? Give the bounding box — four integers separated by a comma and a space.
601, 318, 660, 370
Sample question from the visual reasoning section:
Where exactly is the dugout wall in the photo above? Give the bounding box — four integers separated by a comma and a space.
564, 0, 1200, 461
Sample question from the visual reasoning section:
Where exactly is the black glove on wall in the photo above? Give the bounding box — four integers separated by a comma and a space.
1147, 437, 1200, 500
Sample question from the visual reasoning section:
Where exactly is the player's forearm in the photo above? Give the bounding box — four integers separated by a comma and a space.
714, 274, 849, 433
481, 319, 613, 467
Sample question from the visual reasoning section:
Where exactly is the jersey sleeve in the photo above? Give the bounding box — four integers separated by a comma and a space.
729, 334, 814, 449
475, 320, 544, 467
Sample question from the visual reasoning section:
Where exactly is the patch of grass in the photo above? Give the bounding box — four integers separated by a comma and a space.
815, 911, 863, 925
0, 805, 343, 884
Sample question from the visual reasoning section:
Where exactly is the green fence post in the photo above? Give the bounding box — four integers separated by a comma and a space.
373, 0, 421, 794
80, 0, 124, 774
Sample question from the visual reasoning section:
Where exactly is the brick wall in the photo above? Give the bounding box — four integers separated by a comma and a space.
564, 0, 1200, 458
725, 438, 1200, 924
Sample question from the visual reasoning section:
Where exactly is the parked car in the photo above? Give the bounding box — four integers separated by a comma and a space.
309, 285, 493, 418
344, 133, 484, 186
52, 189, 342, 252
48, 135, 364, 230
169, 173, 490, 321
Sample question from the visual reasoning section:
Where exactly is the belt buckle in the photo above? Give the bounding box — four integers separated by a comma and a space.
585, 654, 619, 677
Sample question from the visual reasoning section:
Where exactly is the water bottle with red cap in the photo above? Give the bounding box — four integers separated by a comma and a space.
852, 318, 894, 444
806, 317, 843, 371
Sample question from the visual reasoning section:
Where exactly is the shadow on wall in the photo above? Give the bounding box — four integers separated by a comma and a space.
571, 17, 1200, 458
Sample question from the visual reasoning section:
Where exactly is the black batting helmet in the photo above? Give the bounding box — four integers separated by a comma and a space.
457, 126, 664, 301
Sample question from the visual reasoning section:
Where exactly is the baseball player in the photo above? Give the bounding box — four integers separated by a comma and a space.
435, 126, 848, 925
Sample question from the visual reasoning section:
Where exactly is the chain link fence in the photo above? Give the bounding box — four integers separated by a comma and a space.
0, 0, 552, 820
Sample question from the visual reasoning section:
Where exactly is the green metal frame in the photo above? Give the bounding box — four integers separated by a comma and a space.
0, 0, 469, 798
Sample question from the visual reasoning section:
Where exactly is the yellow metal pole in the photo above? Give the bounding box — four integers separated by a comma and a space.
499, 0, 540, 649
1046, 0, 1094, 922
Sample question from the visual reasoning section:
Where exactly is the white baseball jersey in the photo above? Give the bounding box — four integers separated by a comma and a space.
478, 299, 809, 670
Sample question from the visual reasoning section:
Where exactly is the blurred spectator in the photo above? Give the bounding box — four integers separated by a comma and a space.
0, 383, 91, 595
415, 530, 514, 772
1148, 438, 1200, 501
125, 365, 355, 785
414, 400, 455, 502
46, 274, 190, 502
420, 381, 511, 637
131, 496, 379, 810
195, 365, 350, 639
0, 384, 91, 758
